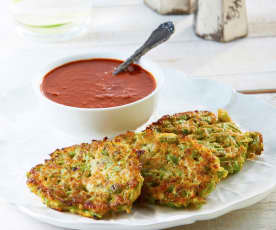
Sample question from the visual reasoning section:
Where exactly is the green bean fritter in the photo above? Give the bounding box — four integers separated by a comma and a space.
147, 109, 263, 175
115, 129, 227, 208
27, 140, 143, 219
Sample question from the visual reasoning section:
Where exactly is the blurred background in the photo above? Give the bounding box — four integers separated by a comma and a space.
1, 0, 276, 105
2, 0, 276, 89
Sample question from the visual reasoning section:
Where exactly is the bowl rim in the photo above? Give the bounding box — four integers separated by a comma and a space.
33, 52, 164, 112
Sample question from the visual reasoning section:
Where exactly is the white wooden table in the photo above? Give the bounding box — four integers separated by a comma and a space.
1, 0, 276, 229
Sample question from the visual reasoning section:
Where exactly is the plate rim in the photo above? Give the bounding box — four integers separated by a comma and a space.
18, 184, 275, 229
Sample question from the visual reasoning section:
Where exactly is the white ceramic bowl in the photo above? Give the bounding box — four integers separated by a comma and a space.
33, 53, 164, 138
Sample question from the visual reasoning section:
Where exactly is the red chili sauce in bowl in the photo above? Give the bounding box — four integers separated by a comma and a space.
41, 59, 156, 108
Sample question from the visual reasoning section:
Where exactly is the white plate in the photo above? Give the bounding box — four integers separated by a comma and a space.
0, 68, 276, 230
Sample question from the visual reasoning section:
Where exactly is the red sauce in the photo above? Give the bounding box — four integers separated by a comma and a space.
41, 58, 156, 108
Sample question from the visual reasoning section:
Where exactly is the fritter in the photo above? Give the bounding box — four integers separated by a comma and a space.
147, 110, 263, 174
27, 140, 143, 219
115, 129, 227, 208
147, 111, 217, 135
192, 131, 263, 174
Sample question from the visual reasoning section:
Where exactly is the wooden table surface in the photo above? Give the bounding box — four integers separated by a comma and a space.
1, 0, 276, 229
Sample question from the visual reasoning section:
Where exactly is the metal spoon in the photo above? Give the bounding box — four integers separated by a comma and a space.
113, 21, 175, 75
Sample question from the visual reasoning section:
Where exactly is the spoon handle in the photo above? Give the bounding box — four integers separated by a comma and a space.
113, 21, 175, 75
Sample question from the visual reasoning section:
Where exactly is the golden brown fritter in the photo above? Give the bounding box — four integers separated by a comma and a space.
27, 140, 143, 219
192, 131, 262, 174
146, 110, 264, 174
115, 129, 227, 208
27, 109, 263, 217
147, 111, 217, 135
